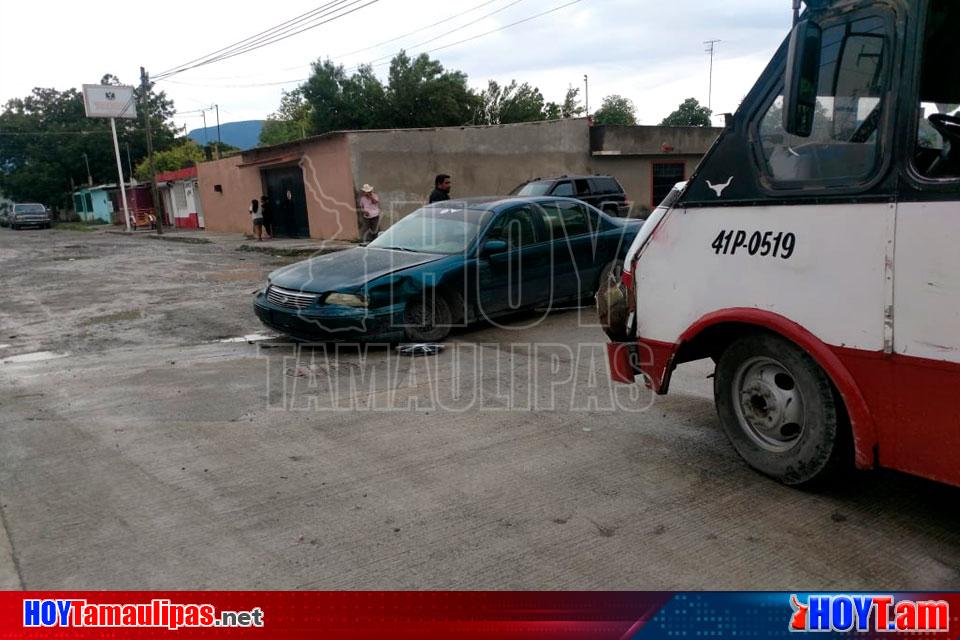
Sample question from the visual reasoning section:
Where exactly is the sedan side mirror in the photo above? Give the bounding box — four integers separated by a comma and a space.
480, 239, 508, 257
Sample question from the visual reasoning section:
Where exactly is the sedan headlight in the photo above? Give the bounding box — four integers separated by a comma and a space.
325, 293, 368, 308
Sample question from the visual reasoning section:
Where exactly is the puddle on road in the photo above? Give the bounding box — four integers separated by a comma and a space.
215, 334, 277, 344
1, 351, 68, 364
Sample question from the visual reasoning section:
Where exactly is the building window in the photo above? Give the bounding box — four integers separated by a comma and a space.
84, 192, 94, 213
652, 162, 685, 207
73, 194, 84, 213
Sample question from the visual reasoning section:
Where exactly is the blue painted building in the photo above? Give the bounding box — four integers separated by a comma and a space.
72, 185, 114, 223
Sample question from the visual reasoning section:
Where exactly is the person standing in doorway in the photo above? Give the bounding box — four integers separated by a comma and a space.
250, 198, 265, 241
429, 174, 451, 203
358, 183, 381, 243
260, 195, 272, 239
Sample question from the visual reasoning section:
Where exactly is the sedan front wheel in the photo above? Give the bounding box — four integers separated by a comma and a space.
402, 292, 452, 343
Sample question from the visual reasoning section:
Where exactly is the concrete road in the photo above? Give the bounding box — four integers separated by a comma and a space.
1, 228, 959, 589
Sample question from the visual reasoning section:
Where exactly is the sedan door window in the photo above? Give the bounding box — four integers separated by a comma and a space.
486, 206, 541, 249
541, 201, 591, 239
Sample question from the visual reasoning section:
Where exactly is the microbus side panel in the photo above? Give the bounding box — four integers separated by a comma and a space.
634, 202, 896, 468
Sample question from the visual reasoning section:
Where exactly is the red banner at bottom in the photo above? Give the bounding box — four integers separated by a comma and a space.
3, 591, 959, 639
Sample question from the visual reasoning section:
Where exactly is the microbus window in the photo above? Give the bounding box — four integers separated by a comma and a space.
913, 0, 960, 180
757, 16, 889, 187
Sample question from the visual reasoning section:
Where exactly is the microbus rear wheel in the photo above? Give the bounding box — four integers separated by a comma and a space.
714, 332, 848, 486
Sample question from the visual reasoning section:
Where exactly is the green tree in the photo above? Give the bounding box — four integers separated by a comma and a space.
476, 80, 548, 125
300, 60, 388, 135
0, 76, 177, 208
134, 140, 204, 181
259, 88, 312, 146
660, 97, 713, 127
545, 86, 584, 120
593, 94, 637, 126
383, 51, 478, 129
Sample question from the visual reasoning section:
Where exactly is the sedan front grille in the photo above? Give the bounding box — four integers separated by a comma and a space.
266, 285, 318, 310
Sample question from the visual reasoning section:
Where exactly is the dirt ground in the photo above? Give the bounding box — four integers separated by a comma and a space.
1, 227, 959, 589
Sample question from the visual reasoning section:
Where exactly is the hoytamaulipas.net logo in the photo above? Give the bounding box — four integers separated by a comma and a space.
789, 594, 949, 633
23, 598, 264, 630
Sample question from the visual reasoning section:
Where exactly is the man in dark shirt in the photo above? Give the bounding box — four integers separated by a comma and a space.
428, 174, 451, 203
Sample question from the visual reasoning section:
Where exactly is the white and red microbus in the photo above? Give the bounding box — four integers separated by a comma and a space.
601, 0, 960, 486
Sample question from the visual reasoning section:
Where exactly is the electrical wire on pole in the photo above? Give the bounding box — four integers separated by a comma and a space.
155, 0, 583, 90
704, 39, 721, 113
154, 0, 380, 81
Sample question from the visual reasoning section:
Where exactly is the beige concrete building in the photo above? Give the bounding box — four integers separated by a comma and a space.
196, 119, 722, 241
591, 124, 722, 211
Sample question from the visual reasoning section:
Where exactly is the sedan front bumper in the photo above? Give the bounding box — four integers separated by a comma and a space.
253, 291, 406, 342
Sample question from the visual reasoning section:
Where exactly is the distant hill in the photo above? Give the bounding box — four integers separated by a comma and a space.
187, 120, 263, 151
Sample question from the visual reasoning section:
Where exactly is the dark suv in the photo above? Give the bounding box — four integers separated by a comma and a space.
510, 175, 631, 217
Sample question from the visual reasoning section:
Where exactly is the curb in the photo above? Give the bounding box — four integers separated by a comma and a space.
235, 244, 350, 257
103, 230, 212, 244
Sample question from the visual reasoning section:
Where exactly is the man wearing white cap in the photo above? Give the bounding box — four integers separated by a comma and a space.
358, 183, 381, 243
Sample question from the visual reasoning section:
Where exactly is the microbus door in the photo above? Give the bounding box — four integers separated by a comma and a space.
888, 0, 960, 485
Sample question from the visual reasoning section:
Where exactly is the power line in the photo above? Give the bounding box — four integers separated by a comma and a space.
335, 0, 504, 61
154, 0, 347, 78
160, 0, 511, 84
159, 0, 365, 79
0, 129, 146, 136
158, 0, 583, 90
154, 0, 381, 80
363, 0, 584, 69
358, 0, 528, 68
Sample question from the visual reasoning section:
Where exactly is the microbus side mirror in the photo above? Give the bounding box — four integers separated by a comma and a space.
783, 19, 822, 137
480, 239, 508, 257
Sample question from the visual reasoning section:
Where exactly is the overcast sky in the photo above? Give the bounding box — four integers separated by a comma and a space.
0, 0, 792, 134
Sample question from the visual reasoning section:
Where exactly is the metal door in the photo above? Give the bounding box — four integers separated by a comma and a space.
262, 166, 310, 238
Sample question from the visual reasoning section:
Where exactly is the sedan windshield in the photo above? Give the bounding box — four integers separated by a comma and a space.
513, 181, 552, 196
15, 204, 45, 213
368, 206, 486, 254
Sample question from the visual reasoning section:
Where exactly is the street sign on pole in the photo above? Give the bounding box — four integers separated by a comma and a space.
83, 84, 136, 231
82, 85, 138, 120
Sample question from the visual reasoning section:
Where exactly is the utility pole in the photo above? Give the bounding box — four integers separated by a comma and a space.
110, 116, 132, 232
583, 74, 589, 116
140, 66, 163, 235
124, 142, 133, 182
704, 39, 721, 114
201, 110, 208, 146
214, 104, 222, 160
82, 152, 93, 186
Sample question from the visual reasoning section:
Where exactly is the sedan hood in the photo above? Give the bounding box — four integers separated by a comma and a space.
269, 247, 443, 293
